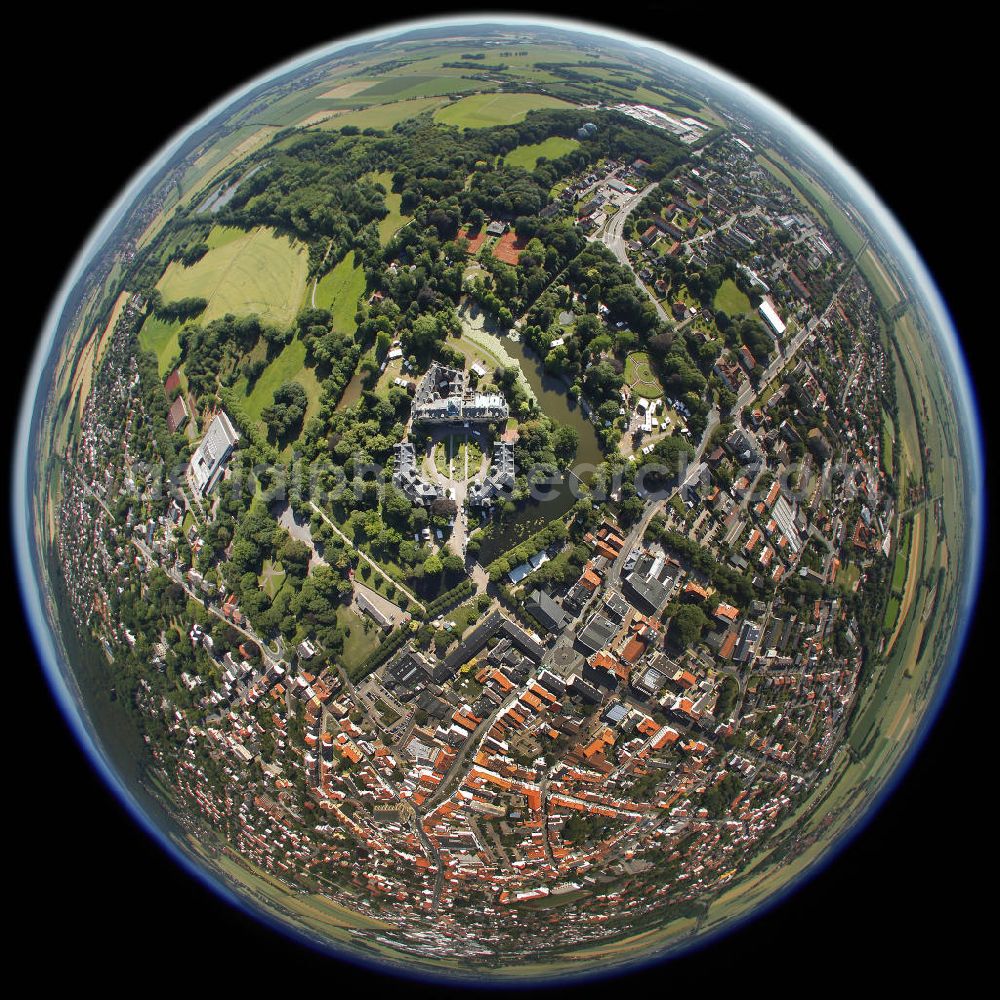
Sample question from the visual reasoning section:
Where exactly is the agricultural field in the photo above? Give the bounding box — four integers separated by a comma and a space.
884, 518, 913, 631
504, 136, 580, 170
157, 226, 308, 327
313, 251, 366, 333
434, 93, 576, 129
858, 246, 901, 311
320, 96, 450, 131
354, 74, 476, 100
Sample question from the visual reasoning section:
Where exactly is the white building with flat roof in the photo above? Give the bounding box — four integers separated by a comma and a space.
758, 297, 786, 337
189, 411, 239, 496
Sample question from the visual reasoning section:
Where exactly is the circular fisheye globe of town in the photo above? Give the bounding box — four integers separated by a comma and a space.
16, 15, 982, 985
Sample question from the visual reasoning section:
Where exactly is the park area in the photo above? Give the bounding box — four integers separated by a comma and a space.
156, 226, 308, 327
434, 93, 575, 128
624, 352, 663, 399
234, 337, 322, 444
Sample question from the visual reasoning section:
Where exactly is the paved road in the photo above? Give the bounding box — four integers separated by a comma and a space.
132, 537, 279, 667
605, 402, 719, 593
421, 690, 520, 814
596, 183, 671, 323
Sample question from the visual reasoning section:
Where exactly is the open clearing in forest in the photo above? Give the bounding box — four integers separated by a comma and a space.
434, 93, 576, 128
157, 226, 308, 328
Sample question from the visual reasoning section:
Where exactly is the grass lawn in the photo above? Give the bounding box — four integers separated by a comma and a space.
434, 93, 575, 128
314, 251, 366, 333
504, 136, 580, 170
238, 337, 322, 429
435, 437, 452, 477
623, 351, 663, 399
259, 559, 287, 599
444, 597, 487, 637
336, 603, 381, 672
138, 314, 184, 376
714, 278, 752, 316
836, 562, 861, 593
157, 225, 308, 327
372, 171, 410, 244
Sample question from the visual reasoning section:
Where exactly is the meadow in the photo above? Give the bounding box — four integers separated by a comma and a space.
314, 251, 366, 333
138, 315, 184, 376
713, 277, 752, 316
504, 136, 580, 170
434, 93, 576, 128
156, 226, 308, 327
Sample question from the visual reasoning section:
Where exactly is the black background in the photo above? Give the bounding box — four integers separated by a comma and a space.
10, 3, 989, 992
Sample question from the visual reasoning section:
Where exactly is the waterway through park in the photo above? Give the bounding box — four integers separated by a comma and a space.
476, 334, 603, 563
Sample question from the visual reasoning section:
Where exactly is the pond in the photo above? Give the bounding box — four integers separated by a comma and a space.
476, 336, 607, 564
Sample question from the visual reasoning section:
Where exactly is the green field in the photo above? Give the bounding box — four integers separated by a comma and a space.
624, 352, 663, 399
713, 278, 752, 316
314, 251, 366, 333
884, 519, 912, 629
137, 314, 184, 376
355, 74, 476, 100
504, 136, 580, 170
322, 96, 450, 131
259, 559, 286, 600
434, 93, 576, 129
372, 171, 410, 244
881, 407, 895, 471
858, 246, 901, 311
337, 604, 381, 672
157, 226, 308, 327
238, 337, 322, 431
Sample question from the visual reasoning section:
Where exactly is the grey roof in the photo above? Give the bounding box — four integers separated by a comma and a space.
577, 612, 617, 654
189, 410, 239, 496
525, 589, 571, 634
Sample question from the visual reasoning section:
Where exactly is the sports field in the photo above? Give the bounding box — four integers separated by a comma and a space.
434, 93, 576, 129
314, 251, 366, 332
157, 226, 308, 327
504, 136, 580, 170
